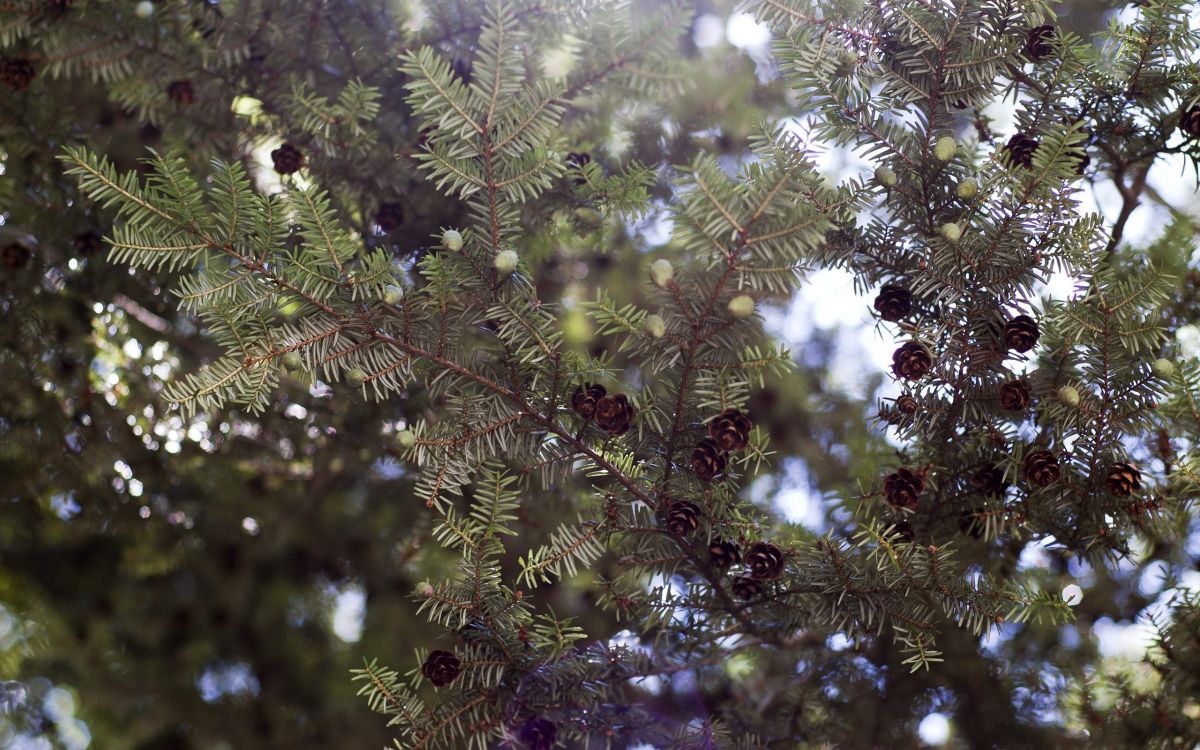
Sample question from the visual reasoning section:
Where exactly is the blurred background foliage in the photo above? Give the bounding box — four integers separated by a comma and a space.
1, 0, 1197, 748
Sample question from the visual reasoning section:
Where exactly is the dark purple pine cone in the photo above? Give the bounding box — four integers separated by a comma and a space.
896, 394, 918, 415
1023, 24, 1057, 61
270, 142, 304, 175
999, 380, 1031, 411
691, 439, 726, 482
873, 285, 913, 322
707, 408, 753, 452
971, 464, 1008, 497
892, 342, 933, 380
664, 500, 701, 537
1002, 132, 1039, 168
883, 467, 925, 510
1106, 461, 1141, 497
0, 57, 37, 92
376, 201, 405, 232
570, 383, 607, 419
746, 541, 784, 580
518, 716, 557, 750
166, 79, 196, 105
1023, 449, 1061, 488
594, 393, 635, 435
2, 243, 32, 270
707, 539, 741, 570
1003, 314, 1040, 353
732, 574, 763, 600
1180, 104, 1200, 139
420, 650, 461, 687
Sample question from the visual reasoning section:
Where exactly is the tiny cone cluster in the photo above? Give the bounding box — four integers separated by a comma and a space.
691, 409, 753, 481
873, 285, 912, 322
421, 650, 460, 687
892, 342, 933, 380
664, 500, 701, 537
571, 383, 635, 436
1003, 314, 1040, 352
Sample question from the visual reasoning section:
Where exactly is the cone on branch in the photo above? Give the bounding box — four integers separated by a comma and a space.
896, 394, 918, 414
732, 575, 763, 599
594, 393, 634, 435
664, 501, 701, 537
420, 650, 461, 687
746, 542, 784, 580
999, 380, 1031, 411
1179, 104, 1200, 139
1024, 449, 1061, 487
707, 540, 741, 571
518, 717, 557, 750
1003, 314, 1040, 353
1106, 461, 1141, 497
1002, 133, 1039, 168
1023, 25, 1057, 61
690, 439, 726, 482
892, 342, 933, 380
271, 142, 304, 174
873, 285, 913, 322
883, 467, 925, 509
707, 409, 753, 452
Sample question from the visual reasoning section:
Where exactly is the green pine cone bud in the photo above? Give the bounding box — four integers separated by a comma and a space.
281, 351, 303, 370
650, 258, 674, 288
416, 581, 434, 599
834, 48, 858, 76
955, 179, 978, 200
494, 249, 520, 274
135, 1, 154, 18
382, 285, 404, 305
1057, 385, 1080, 407
875, 166, 897, 187
728, 294, 756, 319
442, 229, 464, 251
645, 314, 666, 338
347, 368, 368, 386
395, 429, 417, 449
573, 207, 603, 228
1151, 358, 1176, 379
940, 223, 962, 242
934, 136, 957, 162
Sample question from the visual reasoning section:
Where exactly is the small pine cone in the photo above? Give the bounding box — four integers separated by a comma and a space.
707, 408, 753, 452
1, 57, 36, 91
518, 717, 557, 750
1023, 24, 1057, 61
896, 394, 918, 414
1023, 449, 1061, 488
883, 467, 925, 510
707, 539, 741, 570
999, 380, 1031, 411
166, 79, 196, 105
892, 342, 933, 380
971, 465, 1007, 497
271, 142, 305, 175
873, 285, 913, 322
664, 500, 701, 537
1106, 461, 1141, 497
594, 393, 635, 435
732, 574, 763, 600
420, 650, 461, 687
2, 242, 33, 270
1180, 105, 1200, 140
691, 439, 727, 482
1003, 314, 1040, 353
1002, 133, 1039, 169
958, 509, 984, 539
570, 383, 607, 419
73, 231, 103, 256
376, 201, 405, 232
746, 541, 784, 580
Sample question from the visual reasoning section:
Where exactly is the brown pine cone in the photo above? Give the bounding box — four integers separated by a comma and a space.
1002, 133, 1039, 169
896, 394, 918, 414
0, 57, 36, 91
883, 467, 925, 509
971, 465, 1008, 497
1106, 461, 1141, 496
420, 650, 461, 687
707, 408, 753, 452
873, 285, 913, 322
271, 143, 305, 175
707, 539, 741, 570
1003, 314, 1040, 353
1180, 105, 1200, 139
376, 201, 405, 232
594, 393, 635, 435
166, 79, 196, 105
999, 380, 1031, 411
746, 541, 784, 579
518, 717, 557, 750
664, 500, 701, 537
1024, 449, 1061, 487
2, 242, 33, 270
732, 575, 763, 599
691, 439, 726, 482
892, 342, 933, 380
570, 383, 607, 418
1023, 24, 1057, 61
